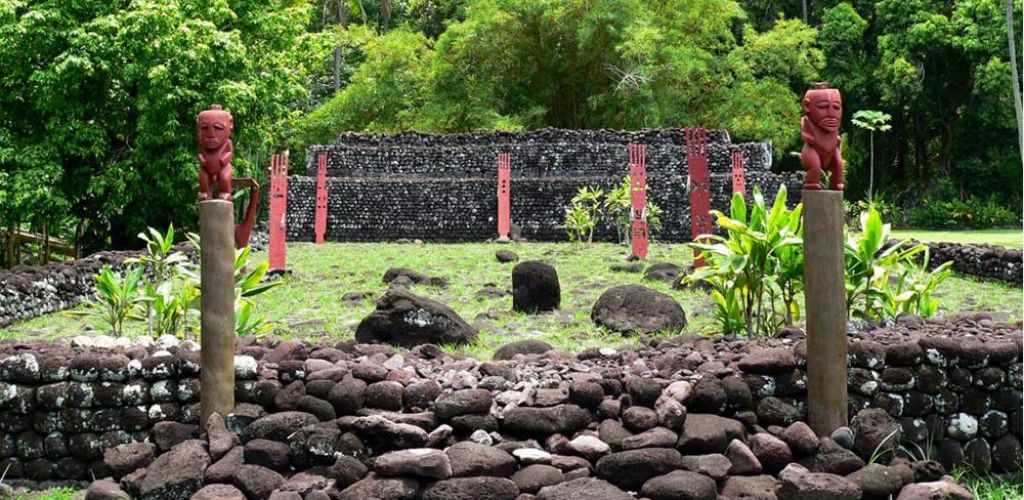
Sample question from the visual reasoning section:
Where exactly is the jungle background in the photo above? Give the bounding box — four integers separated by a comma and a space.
1, 0, 1021, 262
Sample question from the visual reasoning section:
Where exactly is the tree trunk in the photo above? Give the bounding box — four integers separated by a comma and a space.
869, 131, 874, 203
5, 223, 14, 269
380, 0, 391, 33
1007, 0, 1023, 155
802, 0, 808, 24
42, 220, 49, 265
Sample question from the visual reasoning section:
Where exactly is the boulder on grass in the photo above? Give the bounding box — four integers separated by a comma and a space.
643, 263, 684, 284
591, 285, 686, 334
355, 289, 478, 348
512, 261, 561, 313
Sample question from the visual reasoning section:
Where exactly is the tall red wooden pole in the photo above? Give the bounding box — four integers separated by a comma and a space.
268, 152, 288, 272
314, 152, 328, 244
732, 150, 746, 196
686, 127, 711, 266
497, 152, 512, 242
628, 144, 649, 259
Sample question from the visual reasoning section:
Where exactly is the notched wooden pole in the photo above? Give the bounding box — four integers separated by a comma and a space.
200, 199, 236, 425
803, 190, 848, 436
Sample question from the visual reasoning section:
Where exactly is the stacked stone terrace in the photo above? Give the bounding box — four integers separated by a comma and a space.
292, 128, 803, 242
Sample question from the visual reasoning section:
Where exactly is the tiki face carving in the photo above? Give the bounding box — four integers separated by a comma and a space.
800, 83, 844, 191
804, 87, 842, 134
197, 104, 234, 200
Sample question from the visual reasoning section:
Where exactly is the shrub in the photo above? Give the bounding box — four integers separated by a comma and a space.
563, 178, 662, 244
907, 197, 1019, 229
845, 207, 952, 320
689, 192, 953, 337
688, 186, 804, 337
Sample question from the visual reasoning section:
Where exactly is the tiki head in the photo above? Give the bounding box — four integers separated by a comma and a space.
802, 83, 842, 133
197, 104, 234, 153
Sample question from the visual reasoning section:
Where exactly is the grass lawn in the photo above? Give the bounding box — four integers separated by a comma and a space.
891, 229, 1023, 249
2, 242, 1021, 359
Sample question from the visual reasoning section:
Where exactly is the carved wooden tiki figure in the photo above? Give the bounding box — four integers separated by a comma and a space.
801, 83, 844, 191
197, 105, 234, 200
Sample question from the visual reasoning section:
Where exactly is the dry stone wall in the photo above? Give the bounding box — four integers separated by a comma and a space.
919, 242, 1022, 287
0, 315, 1017, 494
292, 129, 803, 242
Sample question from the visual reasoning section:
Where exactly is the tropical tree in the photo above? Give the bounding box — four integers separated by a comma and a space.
851, 109, 893, 203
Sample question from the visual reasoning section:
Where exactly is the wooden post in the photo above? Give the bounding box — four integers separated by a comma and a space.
199, 199, 236, 425
496, 152, 512, 242
803, 190, 848, 436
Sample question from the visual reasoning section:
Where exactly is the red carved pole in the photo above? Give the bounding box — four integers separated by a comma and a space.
497, 152, 512, 241
687, 127, 711, 267
732, 150, 746, 196
268, 152, 288, 272
628, 143, 649, 259
314, 152, 328, 244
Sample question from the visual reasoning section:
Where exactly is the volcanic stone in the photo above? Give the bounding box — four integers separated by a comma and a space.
846, 463, 912, 500
512, 464, 564, 494
494, 340, 554, 360
242, 412, 319, 442
136, 440, 210, 500
191, 484, 246, 500
233, 464, 285, 500
851, 408, 900, 461
434, 389, 493, 419
777, 463, 861, 500
374, 448, 452, 479
720, 475, 779, 499
504, 405, 591, 435
103, 442, 156, 480
512, 261, 561, 312
420, 477, 520, 500
595, 448, 685, 490
591, 285, 686, 334
678, 414, 746, 454
749, 432, 794, 473
536, 477, 633, 500
640, 470, 717, 500
356, 289, 478, 347
335, 476, 419, 500
328, 455, 369, 487
447, 441, 518, 477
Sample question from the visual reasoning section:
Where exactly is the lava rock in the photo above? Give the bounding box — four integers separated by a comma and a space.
494, 340, 554, 361
356, 289, 478, 347
590, 285, 686, 334
536, 477, 633, 500
512, 261, 561, 313
419, 476, 520, 500
640, 470, 717, 500
595, 448, 685, 490
504, 405, 591, 435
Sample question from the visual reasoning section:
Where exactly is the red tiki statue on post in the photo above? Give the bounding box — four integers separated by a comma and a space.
198, 105, 234, 200
801, 83, 844, 191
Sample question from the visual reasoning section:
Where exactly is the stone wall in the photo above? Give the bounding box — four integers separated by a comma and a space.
919, 242, 1022, 287
0, 233, 268, 329
292, 128, 803, 242
0, 316, 1017, 491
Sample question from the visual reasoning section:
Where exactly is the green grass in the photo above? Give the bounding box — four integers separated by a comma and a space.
6, 488, 77, 500
955, 469, 1024, 500
892, 229, 1023, 249
2, 242, 1021, 358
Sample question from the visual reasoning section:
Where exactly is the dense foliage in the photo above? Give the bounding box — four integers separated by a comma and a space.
1, 0, 1020, 263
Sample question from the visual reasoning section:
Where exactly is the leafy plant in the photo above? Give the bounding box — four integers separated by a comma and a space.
687, 186, 804, 337
67, 266, 146, 336
604, 177, 663, 244
126, 224, 189, 335
844, 207, 953, 321
563, 186, 604, 244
